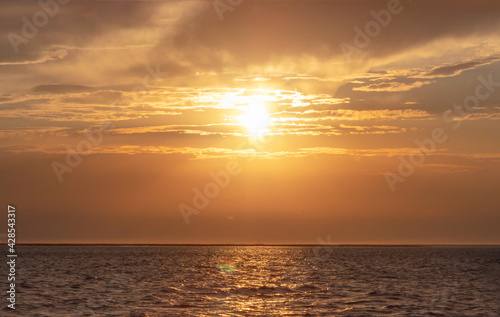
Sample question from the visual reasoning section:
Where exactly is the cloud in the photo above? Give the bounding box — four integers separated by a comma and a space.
62, 91, 124, 105
287, 109, 432, 121
0, 49, 68, 66
0, 144, 446, 160
1, 0, 499, 169
424, 164, 480, 174
457, 113, 500, 120
32, 84, 94, 94
1, 0, 499, 95
0, 98, 51, 111
424, 56, 499, 77
352, 81, 434, 92
151, 0, 500, 78
0, 126, 72, 139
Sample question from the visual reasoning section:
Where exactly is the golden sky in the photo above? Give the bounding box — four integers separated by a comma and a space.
1, 0, 500, 244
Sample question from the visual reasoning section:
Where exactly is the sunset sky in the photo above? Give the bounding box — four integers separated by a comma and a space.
1, 0, 499, 244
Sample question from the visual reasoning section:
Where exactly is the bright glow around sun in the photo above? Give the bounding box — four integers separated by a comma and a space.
239, 100, 271, 136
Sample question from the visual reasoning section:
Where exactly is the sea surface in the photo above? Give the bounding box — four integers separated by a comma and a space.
5, 245, 500, 316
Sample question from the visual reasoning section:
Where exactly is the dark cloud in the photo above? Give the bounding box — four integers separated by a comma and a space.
0, 1, 162, 60
0, 98, 51, 111
32, 84, 94, 94
426, 56, 500, 77
62, 90, 123, 104
153, 0, 500, 71
2, 0, 499, 90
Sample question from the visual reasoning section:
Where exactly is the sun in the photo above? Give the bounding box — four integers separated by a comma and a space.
239, 100, 271, 136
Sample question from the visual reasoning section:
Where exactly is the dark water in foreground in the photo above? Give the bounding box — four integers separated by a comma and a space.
5, 246, 500, 316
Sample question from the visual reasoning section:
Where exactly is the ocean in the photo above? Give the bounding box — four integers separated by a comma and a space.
6, 245, 500, 316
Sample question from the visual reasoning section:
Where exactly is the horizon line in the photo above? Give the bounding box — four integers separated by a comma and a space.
15, 243, 500, 247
